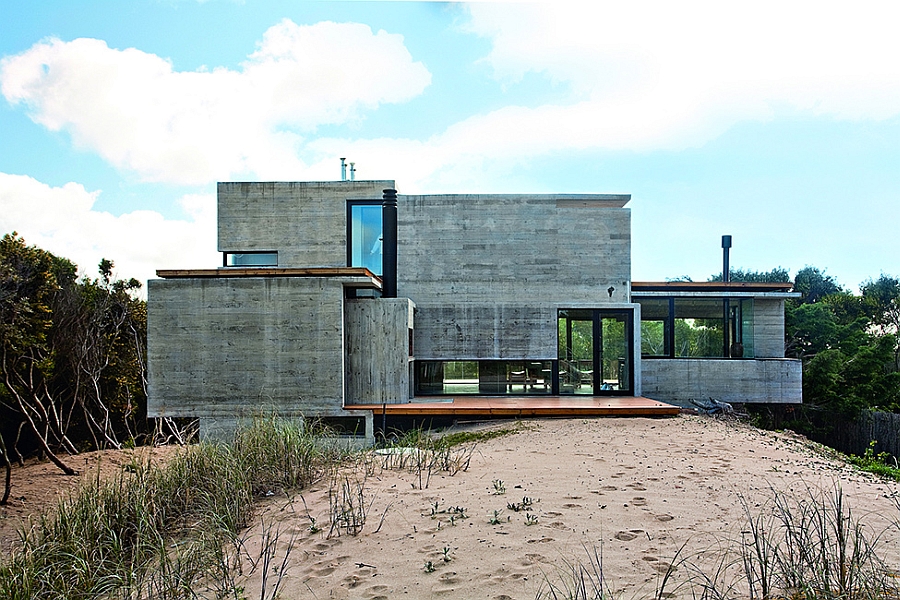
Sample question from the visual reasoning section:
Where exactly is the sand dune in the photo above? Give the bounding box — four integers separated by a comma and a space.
233, 415, 900, 599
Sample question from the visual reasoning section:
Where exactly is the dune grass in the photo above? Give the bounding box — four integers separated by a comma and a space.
0, 414, 352, 600
536, 485, 900, 600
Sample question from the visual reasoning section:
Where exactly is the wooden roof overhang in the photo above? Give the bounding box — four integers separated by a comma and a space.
631, 281, 799, 298
155, 267, 383, 290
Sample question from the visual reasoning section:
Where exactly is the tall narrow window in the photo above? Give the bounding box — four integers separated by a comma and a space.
348, 201, 383, 276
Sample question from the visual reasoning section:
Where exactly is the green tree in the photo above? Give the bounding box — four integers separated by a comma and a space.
793, 266, 842, 304
0, 233, 78, 476
861, 275, 900, 369
0, 234, 150, 503
708, 267, 791, 283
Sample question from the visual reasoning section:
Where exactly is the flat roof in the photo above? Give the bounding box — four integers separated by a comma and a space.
155, 267, 382, 289
632, 281, 794, 293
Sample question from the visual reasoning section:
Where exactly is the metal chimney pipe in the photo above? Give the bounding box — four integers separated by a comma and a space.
382, 188, 398, 298
340, 158, 347, 181
721, 235, 732, 283
349, 162, 356, 181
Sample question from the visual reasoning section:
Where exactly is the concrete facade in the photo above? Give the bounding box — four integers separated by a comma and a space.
148, 180, 801, 440
148, 276, 348, 417
218, 180, 393, 267
752, 298, 786, 358
641, 358, 802, 406
398, 194, 633, 360
344, 297, 414, 404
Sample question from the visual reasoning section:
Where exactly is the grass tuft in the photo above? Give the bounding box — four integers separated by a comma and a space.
0, 413, 349, 600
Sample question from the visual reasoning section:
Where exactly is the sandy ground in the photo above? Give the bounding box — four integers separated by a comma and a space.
2, 415, 899, 599
237, 415, 900, 599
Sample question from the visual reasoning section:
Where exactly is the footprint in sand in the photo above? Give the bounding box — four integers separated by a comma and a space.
544, 511, 563, 517
630, 497, 647, 506
527, 537, 554, 543
438, 572, 460, 584
614, 529, 644, 541
562, 503, 582, 509
312, 564, 336, 576
655, 514, 675, 522
600, 485, 618, 491
520, 553, 547, 565
363, 584, 389, 600
549, 521, 569, 530
654, 561, 677, 573
626, 482, 647, 491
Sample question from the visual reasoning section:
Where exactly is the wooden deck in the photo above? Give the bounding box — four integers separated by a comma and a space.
345, 396, 679, 418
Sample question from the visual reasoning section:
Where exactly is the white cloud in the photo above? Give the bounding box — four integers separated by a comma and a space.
455, 1, 900, 151
0, 173, 218, 286
294, 2, 900, 193
0, 20, 431, 185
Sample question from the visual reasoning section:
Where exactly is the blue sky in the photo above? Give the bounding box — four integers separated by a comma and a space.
1, 1, 898, 290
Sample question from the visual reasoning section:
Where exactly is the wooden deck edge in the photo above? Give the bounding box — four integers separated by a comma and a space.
344, 397, 680, 418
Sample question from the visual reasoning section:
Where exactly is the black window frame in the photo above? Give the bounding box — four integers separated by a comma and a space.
222, 251, 278, 267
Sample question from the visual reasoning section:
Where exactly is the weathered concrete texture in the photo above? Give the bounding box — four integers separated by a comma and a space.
217, 181, 393, 267
345, 298, 414, 404
147, 276, 348, 418
398, 194, 632, 359
752, 298, 786, 358
641, 358, 802, 406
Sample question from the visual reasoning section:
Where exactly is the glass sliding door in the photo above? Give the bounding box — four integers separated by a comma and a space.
599, 313, 631, 392
558, 310, 594, 394
558, 309, 634, 395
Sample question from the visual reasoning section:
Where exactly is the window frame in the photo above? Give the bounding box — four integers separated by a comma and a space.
346, 199, 383, 276
222, 251, 278, 267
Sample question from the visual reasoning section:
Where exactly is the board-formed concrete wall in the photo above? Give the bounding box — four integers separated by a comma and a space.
752, 298, 786, 358
147, 276, 347, 418
397, 194, 632, 359
218, 181, 393, 267
641, 358, 802, 405
345, 298, 413, 404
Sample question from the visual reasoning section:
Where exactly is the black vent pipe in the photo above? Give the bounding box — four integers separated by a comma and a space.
382, 188, 398, 298
721, 235, 732, 283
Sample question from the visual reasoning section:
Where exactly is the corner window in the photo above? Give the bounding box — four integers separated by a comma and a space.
637, 297, 754, 358
347, 201, 382, 276
223, 252, 277, 267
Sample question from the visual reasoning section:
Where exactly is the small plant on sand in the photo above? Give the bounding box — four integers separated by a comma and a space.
491, 478, 507, 495
442, 546, 452, 562
327, 470, 370, 537
525, 513, 539, 526
489, 509, 509, 525
424, 560, 436, 573
847, 440, 900, 481
308, 516, 321, 534
379, 428, 476, 489
508, 496, 536, 512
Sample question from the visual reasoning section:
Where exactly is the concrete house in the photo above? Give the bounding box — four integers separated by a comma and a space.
147, 180, 801, 442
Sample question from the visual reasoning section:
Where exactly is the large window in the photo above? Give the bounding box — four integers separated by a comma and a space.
415, 360, 553, 396
348, 201, 383, 275
637, 297, 753, 358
